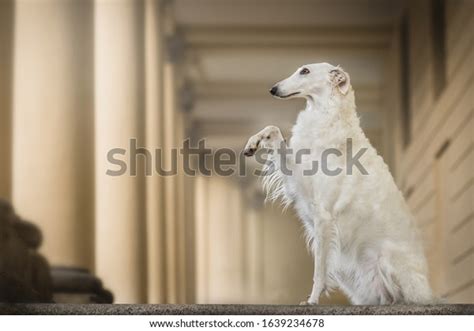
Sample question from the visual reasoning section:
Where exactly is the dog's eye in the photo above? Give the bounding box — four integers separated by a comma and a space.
300, 68, 310, 75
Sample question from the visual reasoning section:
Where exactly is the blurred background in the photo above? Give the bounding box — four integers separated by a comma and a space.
0, 0, 472, 304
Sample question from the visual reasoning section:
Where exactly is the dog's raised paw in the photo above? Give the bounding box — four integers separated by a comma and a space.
243, 147, 256, 157
243, 138, 260, 157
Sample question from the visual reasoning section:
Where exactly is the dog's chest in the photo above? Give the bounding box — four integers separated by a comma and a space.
289, 131, 346, 219
292, 160, 343, 212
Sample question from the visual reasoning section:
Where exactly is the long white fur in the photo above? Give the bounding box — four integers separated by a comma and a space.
244, 63, 434, 305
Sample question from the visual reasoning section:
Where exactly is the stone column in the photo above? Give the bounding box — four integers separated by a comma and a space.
184, 166, 197, 303
12, 0, 95, 270
162, 61, 179, 303
94, 0, 147, 303
206, 178, 245, 303
161, 1, 185, 302
182, 109, 196, 303
229, 183, 245, 302
194, 176, 210, 303
0, 0, 13, 200
144, 0, 166, 303
245, 204, 265, 303
175, 110, 188, 303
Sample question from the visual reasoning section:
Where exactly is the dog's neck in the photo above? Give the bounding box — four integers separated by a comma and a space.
296, 89, 365, 147
305, 89, 355, 115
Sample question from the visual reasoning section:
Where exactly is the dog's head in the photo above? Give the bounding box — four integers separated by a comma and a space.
269, 62, 351, 102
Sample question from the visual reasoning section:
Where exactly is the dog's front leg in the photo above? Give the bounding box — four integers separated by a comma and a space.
243, 125, 286, 156
303, 214, 332, 305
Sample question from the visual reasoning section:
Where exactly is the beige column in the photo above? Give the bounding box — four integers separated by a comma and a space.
161, 1, 183, 302
12, 0, 95, 269
206, 177, 228, 302
144, 0, 166, 304
162, 61, 178, 303
184, 167, 197, 303
245, 205, 264, 303
175, 109, 187, 303
182, 110, 196, 303
94, 0, 147, 303
0, 0, 13, 200
206, 178, 245, 303
167, 27, 193, 305
194, 175, 210, 303
230, 182, 245, 302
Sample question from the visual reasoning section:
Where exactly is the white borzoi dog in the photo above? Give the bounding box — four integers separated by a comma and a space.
243, 63, 433, 305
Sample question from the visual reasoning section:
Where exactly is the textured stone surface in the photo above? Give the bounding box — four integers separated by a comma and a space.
0, 304, 472, 315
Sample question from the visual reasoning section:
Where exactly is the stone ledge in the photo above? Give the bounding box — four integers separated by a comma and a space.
0, 304, 472, 315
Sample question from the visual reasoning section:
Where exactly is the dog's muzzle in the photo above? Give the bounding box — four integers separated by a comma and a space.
269, 86, 278, 96
269, 85, 300, 98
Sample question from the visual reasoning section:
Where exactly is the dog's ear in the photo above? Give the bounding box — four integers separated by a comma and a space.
330, 67, 351, 95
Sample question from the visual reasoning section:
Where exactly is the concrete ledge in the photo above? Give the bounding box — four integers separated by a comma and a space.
0, 304, 472, 315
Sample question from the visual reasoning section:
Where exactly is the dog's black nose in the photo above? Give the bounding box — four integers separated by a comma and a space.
269, 86, 278, 96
